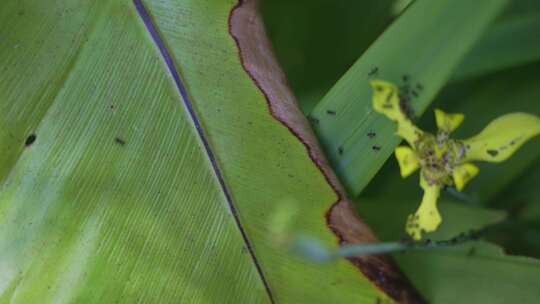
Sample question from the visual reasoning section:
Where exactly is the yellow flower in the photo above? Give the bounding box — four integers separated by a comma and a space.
370, 79, 540, 240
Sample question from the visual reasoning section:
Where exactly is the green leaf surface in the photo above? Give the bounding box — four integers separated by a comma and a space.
452, 10, 540, 81
492, 159, 540, 218
485, 161, 540, 258
0, 0, 393, 303
309, 0, 508, 196
358, 197, 540, 303
358, 198, 505, 242
395, 241, 540, 304
261, 0, 395, 114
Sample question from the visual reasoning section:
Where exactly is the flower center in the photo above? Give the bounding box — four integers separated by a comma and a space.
415, 131, 465, 186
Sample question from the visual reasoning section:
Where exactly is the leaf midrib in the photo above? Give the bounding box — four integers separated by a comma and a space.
133, 0, 275, 302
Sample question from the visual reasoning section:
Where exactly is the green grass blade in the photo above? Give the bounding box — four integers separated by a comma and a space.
310, 0, 508, 196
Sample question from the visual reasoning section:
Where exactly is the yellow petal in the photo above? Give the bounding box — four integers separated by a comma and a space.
435, 108, 464, 133
370, 79, 423, 145
462, 113, 540, 162
395, 146, 419, 178
370, 79, 402, 118
406, 176, 442, 240
452, 163, 479, 191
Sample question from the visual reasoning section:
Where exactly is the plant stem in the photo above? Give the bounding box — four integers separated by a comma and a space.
336, 226, 488, 258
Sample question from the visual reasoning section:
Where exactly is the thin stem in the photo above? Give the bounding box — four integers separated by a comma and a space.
293, 221, 504, 262
336, 225, 488, 258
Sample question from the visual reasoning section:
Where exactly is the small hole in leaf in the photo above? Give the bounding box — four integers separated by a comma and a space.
25, 134, 36, 146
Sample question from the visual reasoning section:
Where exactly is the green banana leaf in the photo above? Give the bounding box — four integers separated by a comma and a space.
0, 0, 422, 303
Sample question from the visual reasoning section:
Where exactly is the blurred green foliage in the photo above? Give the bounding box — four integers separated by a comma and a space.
261, 0, 396, 114
261, 0, 540, 265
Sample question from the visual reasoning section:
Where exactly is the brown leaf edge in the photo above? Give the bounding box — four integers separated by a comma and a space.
228, 1, 425, 303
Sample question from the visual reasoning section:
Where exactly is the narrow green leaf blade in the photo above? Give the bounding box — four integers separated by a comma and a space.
452, 11, 540, 81
310, 0, 508, 196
